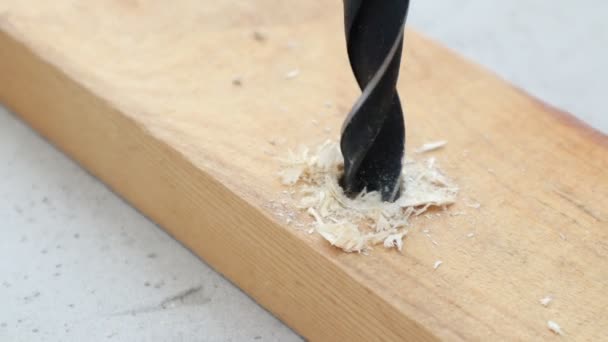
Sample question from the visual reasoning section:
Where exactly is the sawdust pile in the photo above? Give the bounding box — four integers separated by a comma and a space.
279, 141, 459, 253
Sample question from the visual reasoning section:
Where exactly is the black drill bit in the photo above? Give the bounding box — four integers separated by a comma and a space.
340, 0, 410, 202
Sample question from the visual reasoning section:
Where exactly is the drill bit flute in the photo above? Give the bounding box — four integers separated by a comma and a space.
340, 0, 410, 202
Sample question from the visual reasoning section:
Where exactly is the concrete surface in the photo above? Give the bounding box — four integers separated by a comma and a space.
410, 0, 608, 134
1, 1, 606, 341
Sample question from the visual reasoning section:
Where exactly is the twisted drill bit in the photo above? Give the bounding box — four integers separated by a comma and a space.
340, 0, 410, 202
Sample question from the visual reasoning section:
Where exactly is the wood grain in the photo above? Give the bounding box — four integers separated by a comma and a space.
1, 1, 606, 340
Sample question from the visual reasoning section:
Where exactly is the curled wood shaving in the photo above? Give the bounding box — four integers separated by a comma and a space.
279, 141, 459, 253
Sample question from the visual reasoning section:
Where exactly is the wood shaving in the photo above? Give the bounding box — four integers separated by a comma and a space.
383, 232, 407, 252
434, 260, 443, 270
415, 140, 447, 153
279, 140, 458, 253
547, 320, 563, 335
467, 232, 475, 238
540, 296, 553, 307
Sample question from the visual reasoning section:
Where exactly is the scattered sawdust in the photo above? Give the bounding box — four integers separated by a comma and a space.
547, 320, 563, 335
278, 140, 458, 253
540, 295, 553, 307
415, 140, 447, 154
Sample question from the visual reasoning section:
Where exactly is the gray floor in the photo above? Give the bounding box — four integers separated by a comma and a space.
1, 1, 606, 341
410, 0, 607, 133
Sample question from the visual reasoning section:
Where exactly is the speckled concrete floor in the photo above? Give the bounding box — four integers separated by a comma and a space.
1, 1, 606, 341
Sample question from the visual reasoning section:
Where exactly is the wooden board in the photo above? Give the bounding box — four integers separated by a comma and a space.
1, 1, 607, 340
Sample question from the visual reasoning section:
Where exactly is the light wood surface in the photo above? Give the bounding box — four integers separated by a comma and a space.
1, 1, 606, 340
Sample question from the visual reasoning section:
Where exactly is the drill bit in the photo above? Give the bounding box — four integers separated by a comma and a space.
340, 0, 410, 202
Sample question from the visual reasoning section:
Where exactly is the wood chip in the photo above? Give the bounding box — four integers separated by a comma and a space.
540, 295, 553, 307
383, 232, 407, 252
415, 140, 447, 153
433, 260, 443, 270
547, 320, 563, 335
285, 69, 300, 79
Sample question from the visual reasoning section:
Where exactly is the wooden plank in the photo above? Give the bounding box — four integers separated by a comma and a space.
1, 1, 606, 340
